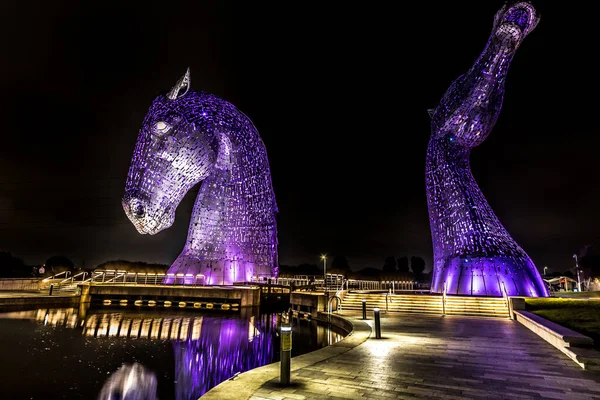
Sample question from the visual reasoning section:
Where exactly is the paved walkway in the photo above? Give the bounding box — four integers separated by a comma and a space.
0, 291, 59, 298
203, 311, 600, 400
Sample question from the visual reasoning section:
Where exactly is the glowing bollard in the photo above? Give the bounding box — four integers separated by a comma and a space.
373, 308, 381, 339
362, 299, 367, 320
280, 323, 292, 385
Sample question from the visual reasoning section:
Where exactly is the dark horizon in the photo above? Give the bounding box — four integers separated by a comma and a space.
1, 1, 598, 274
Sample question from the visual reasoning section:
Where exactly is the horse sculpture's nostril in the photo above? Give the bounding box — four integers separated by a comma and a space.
130, 199, 145, 218
133, 205, 145, 218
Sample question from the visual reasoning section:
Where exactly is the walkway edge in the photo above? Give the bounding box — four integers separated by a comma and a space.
514, 310, 600, 371
200, 313, 372, 400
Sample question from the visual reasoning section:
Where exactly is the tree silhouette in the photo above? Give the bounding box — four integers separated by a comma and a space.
382, 256, 397, 274
0, 251, 26, 277
45, 255, 75, 271
397, 256, 409, 274
331, 255, 351, 275
357, 267, 382, 278
95, 260, 170, 273
563, 270, 574, 278
410, 256, 426, 281
580, 245, 600, 278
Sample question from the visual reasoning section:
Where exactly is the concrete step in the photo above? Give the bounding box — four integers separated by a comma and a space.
343, 300, 506, 308
341, 293, 509, 318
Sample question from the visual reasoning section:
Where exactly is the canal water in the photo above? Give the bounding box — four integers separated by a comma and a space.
0, 305, 346, 399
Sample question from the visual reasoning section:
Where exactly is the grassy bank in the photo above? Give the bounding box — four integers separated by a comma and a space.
549, 291, 600, 298
525, 298, 600, 349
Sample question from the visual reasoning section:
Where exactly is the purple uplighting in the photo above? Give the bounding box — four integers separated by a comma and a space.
426, 2, 548, 297
123, 69, 279, 285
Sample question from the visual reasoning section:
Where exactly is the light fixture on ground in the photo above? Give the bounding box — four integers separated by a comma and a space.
362, 299, 367, 320
320, 254, 327, 291
280, 323, 292, 385
373, 307, 381, 339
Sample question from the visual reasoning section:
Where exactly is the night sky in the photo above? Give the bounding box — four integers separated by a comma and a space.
0, 1, 597, 273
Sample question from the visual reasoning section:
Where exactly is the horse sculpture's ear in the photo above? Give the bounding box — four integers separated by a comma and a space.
167, 67, 191, 100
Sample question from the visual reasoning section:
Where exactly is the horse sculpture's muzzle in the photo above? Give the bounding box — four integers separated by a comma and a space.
495, 2, 538, 45
122, 192, 174, 235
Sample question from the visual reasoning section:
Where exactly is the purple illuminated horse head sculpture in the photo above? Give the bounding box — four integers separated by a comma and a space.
426, 2, 549, 297
123, 69, 278, 284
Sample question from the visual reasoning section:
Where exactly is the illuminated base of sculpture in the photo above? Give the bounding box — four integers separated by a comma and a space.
430, 256, 549, 297
164, 256, 275, 285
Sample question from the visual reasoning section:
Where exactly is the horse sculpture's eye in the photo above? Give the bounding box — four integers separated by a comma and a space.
154, 121, 171, 135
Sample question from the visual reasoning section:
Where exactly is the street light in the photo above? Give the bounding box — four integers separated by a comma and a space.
320, 254, 327, 291
573, 254, 582, 292
543, 266, 548, 276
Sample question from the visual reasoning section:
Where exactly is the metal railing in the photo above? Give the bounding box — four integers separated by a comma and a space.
253, 276, 418, 293
89, 270, 206, 286
442, 280, 447, 315
501, 281, 513, 319
59, 271, 88, 286
42, 270, 71, 282
346, 279, 415, 292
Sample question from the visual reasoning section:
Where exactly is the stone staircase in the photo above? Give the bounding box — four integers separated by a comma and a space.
340, 292, 510, 318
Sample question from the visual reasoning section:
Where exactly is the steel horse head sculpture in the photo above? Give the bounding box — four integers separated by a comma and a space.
123, 69, 278, 284
426, 2, 549, 296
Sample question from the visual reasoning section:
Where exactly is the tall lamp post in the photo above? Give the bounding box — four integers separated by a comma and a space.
543, 266, 548, 276
320, 254, 327, 291
573, 254, 582, 292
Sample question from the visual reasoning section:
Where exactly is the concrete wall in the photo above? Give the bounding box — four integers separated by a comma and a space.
0, 278, 43, 291
316, 311, 353, 334
0, 295, 80, 309
86, 285, 261, 307
291, 292, 328, 318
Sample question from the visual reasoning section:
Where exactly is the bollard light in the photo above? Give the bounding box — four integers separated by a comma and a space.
280, 323, 292, 385
362, 299, 367, 320
373, 307, 381, 339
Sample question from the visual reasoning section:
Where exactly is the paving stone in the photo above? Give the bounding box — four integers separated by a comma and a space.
205, 312, 600, 399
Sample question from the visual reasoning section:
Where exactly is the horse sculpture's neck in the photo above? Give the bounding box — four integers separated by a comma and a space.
425, 2, 548, 297
169, 94, 278, 285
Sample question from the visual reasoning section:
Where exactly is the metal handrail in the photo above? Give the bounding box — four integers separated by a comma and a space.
442, 281, 447, 315
87, 270, 206, 286
42, 270, 71, 282
59, 271, 88, 286
501, 281, 513, 319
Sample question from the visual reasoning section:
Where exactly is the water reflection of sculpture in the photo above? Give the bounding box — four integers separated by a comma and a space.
80, 311, 274, 399
173, 315, 274, 399
122, 69, 278, 285
426, 2, 548, 297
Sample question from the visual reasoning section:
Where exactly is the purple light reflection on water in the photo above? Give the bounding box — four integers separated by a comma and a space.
0, 307, 345, 400
173, 316, 275, 399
